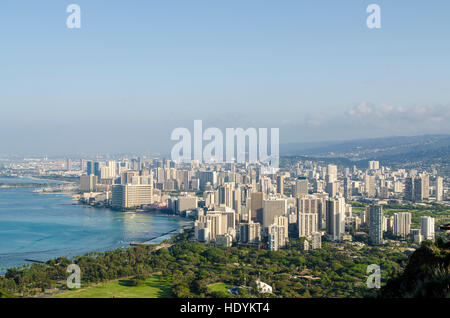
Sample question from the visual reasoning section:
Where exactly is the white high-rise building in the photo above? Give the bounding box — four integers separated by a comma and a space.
310, 232, 322, 250
297, 196, 323, 234
198, 213, 226, 241
195, 219, 211, 243
365, 175, 376, 197
100, 161, 117, 179
393, 212, 411, 238
273, 215, 289, 239
268, 224, 286, 251
436, 176, 443, 202
327, 164, 338, 183
298, 213, 318, 238
112, 184, 153, 209
420, 216, 435, 241
326, 197, 346, 241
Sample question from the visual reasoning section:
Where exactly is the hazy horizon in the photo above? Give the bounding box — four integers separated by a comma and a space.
1, 1, 450, 155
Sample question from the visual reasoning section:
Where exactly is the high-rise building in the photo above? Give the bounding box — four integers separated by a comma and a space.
80, 159, 87, 173
420, 216, 435, 241
112, 184, 153, 209
327, 164, 338, 182
273, 215, 289, 239
198, 213, 224, 241
232, 188, 241, 220
394, 212, 411, 238
268, 224, 286, 251
310, 232, 322, 250
93, 161, 102, 178
239, 221, 261, 243
364, 175, 376, 198
262, 198, 287, 227
80, 175, 97, 192
326, 197, 345, 241
298, 213, 318, 238
294, 177, 308, 197
250, 192, 264, 223
195, 219, 211, 243
313, 179, 323, 193
276, 175, 284, 195
436, 176, 443, 202
297, 196, 323, 237
297, 197, 321, 214
414, 175, 429, 202
325, 182, 337, 197
121, 171, 139, 185
218, 210, 236, 231
177, 196, 198, 213
86, 161, 94, 176
218, 183, 234, 208
100, 161, 117, 180
343, 177, 352, 200
66, 158, 72, 171
369, 205, 383, 244
404, 177, 415, 201
198, 171, 217, 189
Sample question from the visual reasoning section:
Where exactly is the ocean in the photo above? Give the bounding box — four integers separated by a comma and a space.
0, 177, 189, 272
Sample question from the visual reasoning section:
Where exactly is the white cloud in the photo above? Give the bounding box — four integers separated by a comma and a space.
347, 102, 450, 126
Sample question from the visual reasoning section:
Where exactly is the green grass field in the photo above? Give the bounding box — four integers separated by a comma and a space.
207, 282, 233, 294
352, 202, 450, 228
51, 274, 172, 298
384, 208, 450, 228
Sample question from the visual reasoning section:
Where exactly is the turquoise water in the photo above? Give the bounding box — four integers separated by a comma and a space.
0, 178, 188, 272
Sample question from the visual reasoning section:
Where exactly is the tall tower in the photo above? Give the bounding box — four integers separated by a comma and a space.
276, 175, 284, 195
404, 177, 415, 202
250, 192, 264, 224
436, 176, 443, 202
414, 175, 429, 202
326, 197, 345, 241
369, 205, 383, 244
394, 212, 411, 238
327, 164, 338, 182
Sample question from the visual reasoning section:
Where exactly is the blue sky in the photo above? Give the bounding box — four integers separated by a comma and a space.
1, 1, 450, 155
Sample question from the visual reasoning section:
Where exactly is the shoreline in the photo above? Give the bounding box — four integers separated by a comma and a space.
0, 183, 193, 274
0, 222, 192, 274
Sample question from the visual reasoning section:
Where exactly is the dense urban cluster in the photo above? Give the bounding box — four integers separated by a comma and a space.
69, 157, 449, 251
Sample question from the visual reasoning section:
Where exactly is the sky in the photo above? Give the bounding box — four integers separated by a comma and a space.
1, 0, 450, 155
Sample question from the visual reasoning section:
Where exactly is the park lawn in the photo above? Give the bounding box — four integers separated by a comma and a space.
207, 282, 234, 294
384, 208, 450, 228
51, 274, 172, 298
